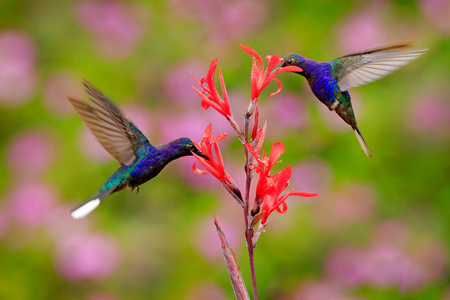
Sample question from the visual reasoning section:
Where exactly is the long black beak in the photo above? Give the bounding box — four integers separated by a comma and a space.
269, 64, 282, 76
191, 146, 210, 160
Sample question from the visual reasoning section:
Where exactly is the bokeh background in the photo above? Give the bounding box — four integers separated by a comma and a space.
0, 0, 449, 299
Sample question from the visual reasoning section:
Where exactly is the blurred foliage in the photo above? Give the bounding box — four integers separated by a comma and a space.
0, 0, 449, 299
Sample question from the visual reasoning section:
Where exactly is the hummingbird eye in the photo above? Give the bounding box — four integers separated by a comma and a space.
286, 58, 293, 65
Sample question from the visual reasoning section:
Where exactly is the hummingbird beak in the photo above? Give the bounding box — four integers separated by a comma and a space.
269, 64, 282, 76
191, 146, 210, 161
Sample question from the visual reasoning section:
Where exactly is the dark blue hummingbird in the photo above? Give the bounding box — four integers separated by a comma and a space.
277, 42, 427, 157
68, 80, 208, 219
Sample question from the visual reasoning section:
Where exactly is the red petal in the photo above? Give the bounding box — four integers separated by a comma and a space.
213, 133, 228, 143
268, 142, 285, 166
269, 78, 283, 98
219, 68, 231, 116
192, 161, 207, 175
240, 44, 263, 69
289, 191, 319, 198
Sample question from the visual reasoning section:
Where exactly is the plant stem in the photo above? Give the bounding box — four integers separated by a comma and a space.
243, 105, 258, 300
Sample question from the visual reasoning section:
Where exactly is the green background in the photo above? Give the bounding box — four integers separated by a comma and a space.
0, 0, 449, 299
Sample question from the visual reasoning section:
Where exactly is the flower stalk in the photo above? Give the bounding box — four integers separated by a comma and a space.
192, 45, 317, 300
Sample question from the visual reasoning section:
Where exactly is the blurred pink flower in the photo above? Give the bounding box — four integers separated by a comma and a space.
6, 131, 54, 178
186, 282, 227, 300
420, 0, 450, 34
159, 109, 232, 145
408, 96, 450, 136
164, 60, 207, 107
0, 31, 37, 106
192, 215, 242, 261
335, 8, 386, 54
326, 242, 432, 292
268, 93, 309, 133
362, 244, 427, 291
76, 1, 145, 59
79, 127, 114, 162
291, 158, 333, 195
8, 181, 59, 227
312, 183, 377, 229
44, 71, 84, 115
46, 204, 93, 241
56, 232, 121, 281
293, 279, 364, 300
169, 0, 267, 42
122, 103, 153, 138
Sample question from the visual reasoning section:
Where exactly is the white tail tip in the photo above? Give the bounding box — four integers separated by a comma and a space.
354, 129, 372, 157
71, 198, 101, 219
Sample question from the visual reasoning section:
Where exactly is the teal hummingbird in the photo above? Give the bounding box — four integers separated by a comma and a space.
68, 80, 208, 219
277, 42, 427, 157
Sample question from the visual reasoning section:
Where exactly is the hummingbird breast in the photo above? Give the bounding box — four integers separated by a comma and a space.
308, 63, 341, 109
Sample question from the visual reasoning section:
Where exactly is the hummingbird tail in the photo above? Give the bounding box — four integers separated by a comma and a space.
354, 127, 372, 157
71, 186, 116, 219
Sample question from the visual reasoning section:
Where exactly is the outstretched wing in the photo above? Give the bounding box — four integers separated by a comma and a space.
68, 80, 148, 166
330, 42, 427, 92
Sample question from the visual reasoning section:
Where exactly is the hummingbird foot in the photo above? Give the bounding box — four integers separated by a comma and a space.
131, 186, 140, 194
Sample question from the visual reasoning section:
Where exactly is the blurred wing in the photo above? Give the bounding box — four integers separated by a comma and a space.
68, 80, 148, 166
331, 43, 427, 92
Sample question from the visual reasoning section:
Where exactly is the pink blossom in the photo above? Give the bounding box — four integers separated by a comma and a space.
293, 279, 364, 300
335, 8, 386, 54
325, 243, 431, 291
0, 31, 37, 106
268, 93, 309, 134
76, 1, 145, 59
420, 0, 450, 33
163, 60, 206, 107
312, 184, 377, 229
408, 96, 450, 137
169, 0, 267, 42
291, 158, 333, 195
122, 103, 153, 138
44, 71, 83, 115
6, 131, 54, 178
79, 127, 113, 162
8, 181, 59, 227
56, 232, 121, 280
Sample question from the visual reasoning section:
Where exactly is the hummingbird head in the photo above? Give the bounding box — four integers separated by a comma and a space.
278, 54, 305, 72
270, 53, 306, 76
179, 138, 210, 160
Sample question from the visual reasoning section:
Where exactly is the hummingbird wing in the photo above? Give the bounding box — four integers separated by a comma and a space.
68, 80, 149, 166
330, 42, 427, 92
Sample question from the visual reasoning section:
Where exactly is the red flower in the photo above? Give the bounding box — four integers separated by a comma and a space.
192, 58, 232, 118
240, 45, 303, 101
246, 141, 318, 224
260, 166, 317, 224
245, 141, 285, 201
193, 123, 242, 203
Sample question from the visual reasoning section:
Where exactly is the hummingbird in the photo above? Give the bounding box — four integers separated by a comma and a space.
68, 80, 208, 219
277, 42, 427, 157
